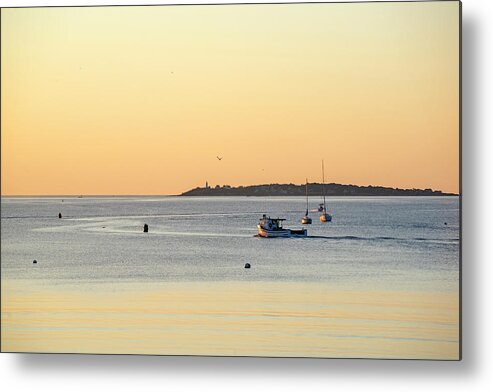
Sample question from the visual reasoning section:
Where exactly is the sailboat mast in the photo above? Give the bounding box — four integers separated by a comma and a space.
305, 178, 309, 210
322, 160, 326, 209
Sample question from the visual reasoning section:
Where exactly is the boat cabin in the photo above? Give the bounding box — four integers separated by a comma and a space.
259, 215, 286, 231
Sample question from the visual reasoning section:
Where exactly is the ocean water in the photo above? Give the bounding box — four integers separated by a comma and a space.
1, 196, 460, 358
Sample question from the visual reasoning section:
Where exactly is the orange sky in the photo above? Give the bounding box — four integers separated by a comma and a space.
1, 2, 460, 195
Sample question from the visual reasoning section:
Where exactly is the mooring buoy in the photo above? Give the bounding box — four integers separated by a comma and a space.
244, 263, 251, 269
143, 224, 149, 233
58, 213, 62, 219
33, 260, 37, 264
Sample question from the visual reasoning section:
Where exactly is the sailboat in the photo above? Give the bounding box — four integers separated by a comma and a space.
300, 179, 312, 225
320, 160, 332, 222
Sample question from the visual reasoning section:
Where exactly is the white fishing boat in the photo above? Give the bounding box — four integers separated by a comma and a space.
300, 178, 312, 225
257, 215, 307, 238
320, 160, 332, 222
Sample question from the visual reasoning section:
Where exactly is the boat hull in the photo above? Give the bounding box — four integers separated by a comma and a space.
301, 217, 312, 224
257, 225, 307, 238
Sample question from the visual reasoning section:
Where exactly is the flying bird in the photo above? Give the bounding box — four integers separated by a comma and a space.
216, 156, 223, 161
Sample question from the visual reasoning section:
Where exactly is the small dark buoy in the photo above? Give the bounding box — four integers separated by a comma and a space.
444, 222, 448, 225
143, 223, 149, 233
244, 263, 251, 269
33, 260, 37, 264
58, 213, 62, 219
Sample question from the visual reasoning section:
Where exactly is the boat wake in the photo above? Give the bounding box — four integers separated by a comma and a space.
256, 234, 459, 244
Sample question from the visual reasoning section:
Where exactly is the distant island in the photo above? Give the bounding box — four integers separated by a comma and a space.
180, 183, 457, 197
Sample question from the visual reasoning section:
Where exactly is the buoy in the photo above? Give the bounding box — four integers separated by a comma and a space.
58, 213, 62, 219
244, 263, 251, 269
444, 222, 448, 225
143, 224, 149, 233
33, 260, 37, 264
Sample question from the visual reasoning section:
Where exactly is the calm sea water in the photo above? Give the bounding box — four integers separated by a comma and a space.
1, 196, 459, 290
1, 196, 460, 358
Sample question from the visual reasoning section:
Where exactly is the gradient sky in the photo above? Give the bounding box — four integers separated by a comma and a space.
1, 2, 460, 195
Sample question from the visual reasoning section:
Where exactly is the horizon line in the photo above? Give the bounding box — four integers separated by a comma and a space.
1, 194, 460, 198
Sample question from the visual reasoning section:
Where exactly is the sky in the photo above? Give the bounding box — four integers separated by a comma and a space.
1, 2, 460, 195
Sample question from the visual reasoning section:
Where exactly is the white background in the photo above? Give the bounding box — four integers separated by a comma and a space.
0, 0, 490, 391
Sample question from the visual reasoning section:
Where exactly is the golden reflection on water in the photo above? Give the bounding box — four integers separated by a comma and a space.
1, 280, 459, 359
